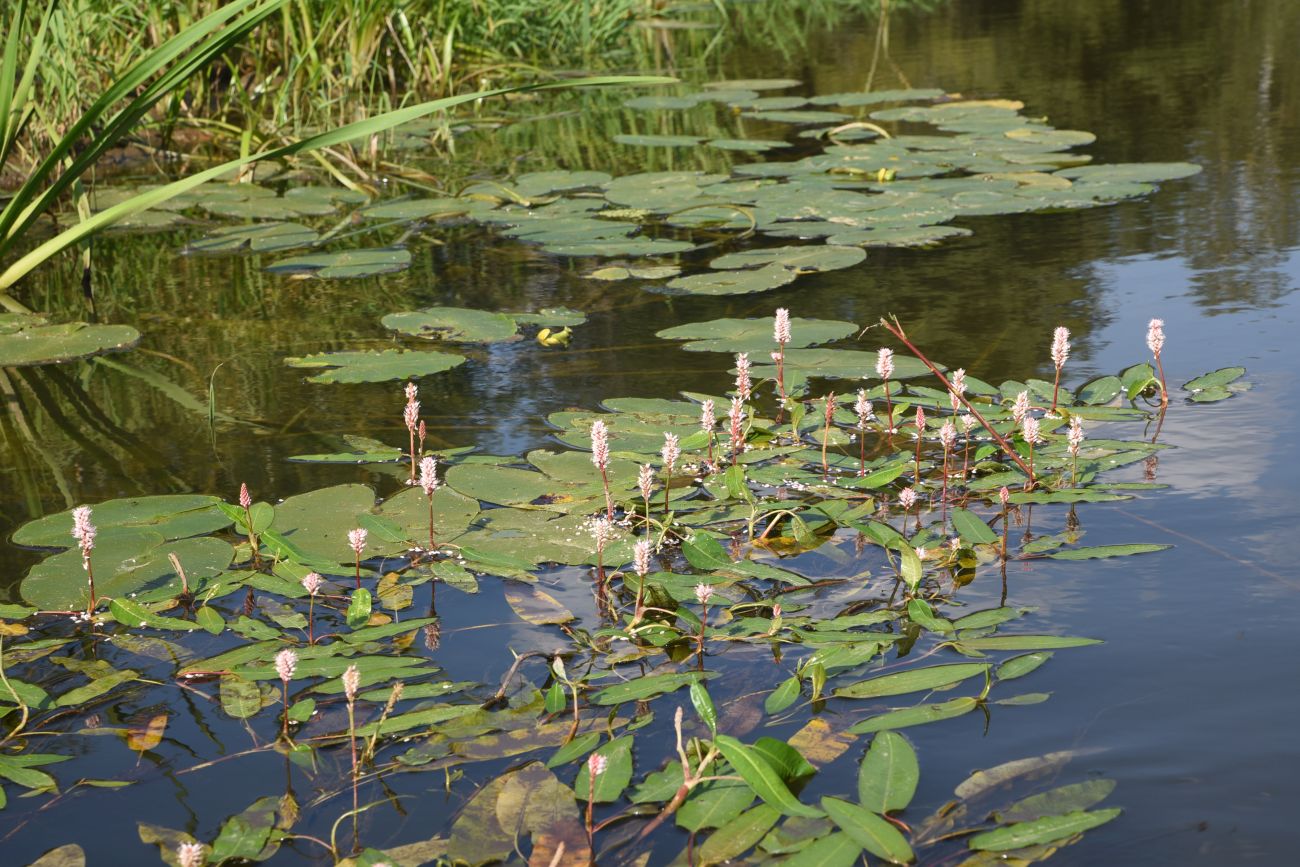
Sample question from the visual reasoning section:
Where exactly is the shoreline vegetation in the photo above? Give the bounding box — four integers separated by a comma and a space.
3, 0, 934, 184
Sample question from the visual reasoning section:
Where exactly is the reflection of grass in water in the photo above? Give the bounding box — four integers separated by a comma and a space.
6, 0, 928, 169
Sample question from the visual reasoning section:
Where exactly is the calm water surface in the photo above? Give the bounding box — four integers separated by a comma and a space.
2, 0, 1298, 862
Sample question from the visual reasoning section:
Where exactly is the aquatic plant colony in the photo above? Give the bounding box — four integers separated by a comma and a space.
0, 80, 1249, 866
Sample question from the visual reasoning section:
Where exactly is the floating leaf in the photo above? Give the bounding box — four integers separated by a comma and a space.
268, 246, 411, 278
0, 315, 140, 366
13, 495, 229, 548
835, 663, 989, 700
820, 797, 915, 864
715, 735, 823, 818
1047, 544, 1171, 560
996, 780, 1118, 823
996, 652, 1053, 681
667, 264, 798, 295
968, 808, 1122, 851
284, 348, 465, 384
614, 133, 704, 147
573, 736, 634, 803
504, 586, 574, 626
782, 832, 863, 867
592, 671, 711, 705
950, 508, 999, 545
858, 731, 919, 813
956, 635, 1100, 651
697, 803, 781, 865
185, 221, 318, 253
125, 714, 168, 752
658, 316, 856, 353
710, 245, 866, 273
381, 306, 520, 343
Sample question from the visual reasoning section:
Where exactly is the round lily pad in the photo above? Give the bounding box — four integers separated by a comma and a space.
622, 95, 700, 110
665, 264, 798, 296
1055, 162, 1202, 183
710, 245, 866, 273
808, 88, 945, 106
613, 134, 704, 148
360, 198, 475, 221
13, 495, 231, 549
382, 307, 520, 343
20, 530, 234, 611
268, 247, 412, 279
0, 316, 140, 366
706, 138, 792, 152
743, 110, 850, 125
185, 222, 319, 254
657, 316, 857, 352
702, 79, 801, 91
284, 349, 466, 384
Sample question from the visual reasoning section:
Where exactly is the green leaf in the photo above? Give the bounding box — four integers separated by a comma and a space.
0, 317, 140, 366
835, 663, 989, 700
284, 348, 465, 384
196, 606, 225, 635
547, 732, 601, 768
55, 669, 138, 707
714, 735, 823, 818
750, 738, 817, 784
1182, 366, 1245, 391
782, 831, 863, 867
858, 732, 919, 813
209, 796, 284, 862
220, 675, 269, 719
950, 508, 998, 544
820, 796, 915, 863
996, 652, 1054, 681
690, 681, 718, 736
346, 589, 373, 629
765, 676, 801, 714
957, 635, 1100, 651
1047, 544, 1171, 560
997, 780, 1118, 823
697, 803, 781, 865
968, 808, 1122, 851
108, 598, 199, 631
573, 736, 633, 803
0, 756, 57, 790
592, 671, 711, 705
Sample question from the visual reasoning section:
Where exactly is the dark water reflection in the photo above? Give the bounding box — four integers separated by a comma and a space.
2, 0, 1298, 862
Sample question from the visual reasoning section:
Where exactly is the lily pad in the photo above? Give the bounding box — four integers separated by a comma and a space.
666, 264, 798, 295
657, 317, 856, 353
284, 349, 465, 384
21, 531, 235, 610
185, 222, 318, 254
614, 134, 705, 148
267, 247, 411, 279
382, 307, 520, 343
0, 316, 140, 366
13, 495, 231, 549
710, 245, 866, 273
702, 78, 802, 91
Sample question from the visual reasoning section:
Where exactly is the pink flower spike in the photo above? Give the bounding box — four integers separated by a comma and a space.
590, 517, 615, 553
940, 421, 956, 450
275, 648, 297, 683
71, 506, 96, 551
590, 420, 610, 470
898, 487, 917, 510
404, 382, 418, 404
342, 664, 361, 703
854, 389, 873, 427
914, 406, 926, 437
999, 486, 1011, 506
633, 539, 652, 578
177, 843, 205, 867
1022, 416, 1041, 444
1147, 318, 1165, 357
403, 399, 420, 433
875, 347, 894, 380
348, 528, 367, 558
301, 572, 322, 596
700, 399, 715, 433
239, 483, 252, 510
1051, 327, 1070, 370
1068, 416, 1085, 456
949, 367, 967, 411
735, 353, 752, 401
587, 752, 608, 776
419, 456, 439, 496
694, 583, 714, 605
638, 464, 655, 501
1012, 390, 1030, 425
774, 308, 792, 346
661, 433, 680, 475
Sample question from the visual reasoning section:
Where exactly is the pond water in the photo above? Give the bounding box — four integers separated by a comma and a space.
2, 0, 1298, 863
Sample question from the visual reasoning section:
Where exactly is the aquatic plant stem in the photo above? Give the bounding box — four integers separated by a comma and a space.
821, 392, 835, 481
879, 316, 1037, 486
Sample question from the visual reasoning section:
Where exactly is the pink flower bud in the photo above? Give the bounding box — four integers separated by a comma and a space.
876, 347, 894, 380
590, 420, 610, 470
275, 648, 297, 683
239, 483, 252, 510
774, 308, 792, 346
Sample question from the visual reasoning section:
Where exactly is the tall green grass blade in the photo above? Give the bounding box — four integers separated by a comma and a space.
0, 0, 286, 246
0, 74, 672, 292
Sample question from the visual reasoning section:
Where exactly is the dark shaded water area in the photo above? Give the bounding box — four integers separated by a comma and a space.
2, 0, 1299, 863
